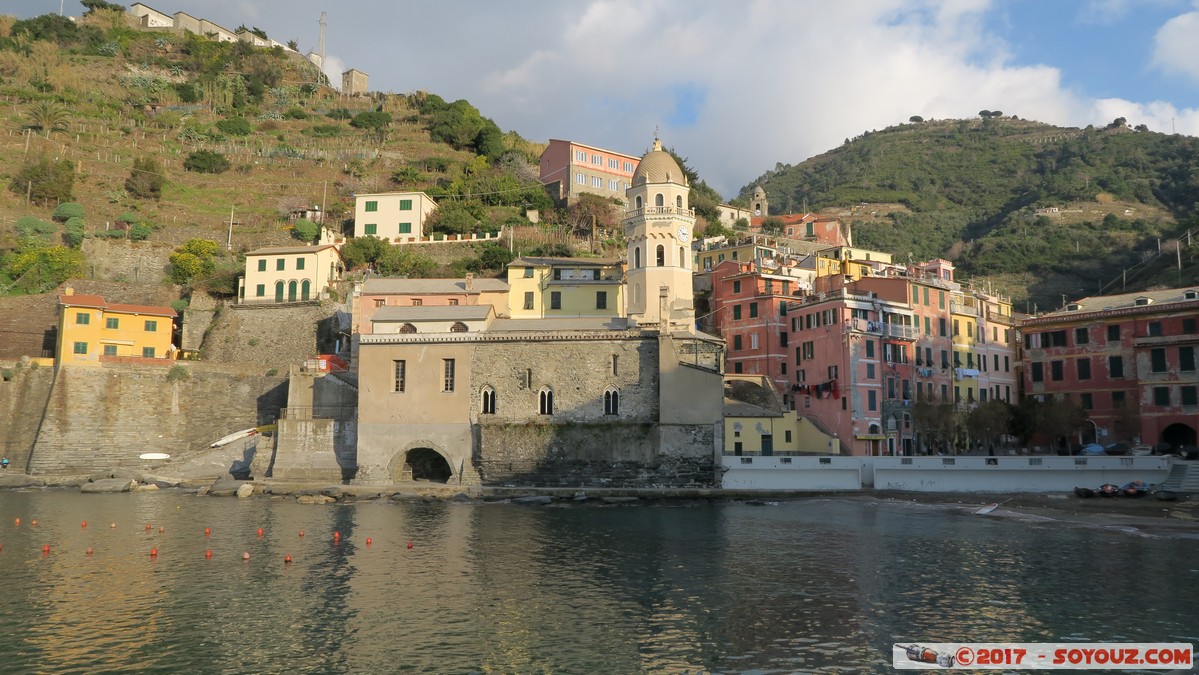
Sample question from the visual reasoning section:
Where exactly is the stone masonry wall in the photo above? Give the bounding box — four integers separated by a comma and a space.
201, 302, 337, 369
0, 361, 56, 472
81, 238, 175, 284
28, 362, 287, 475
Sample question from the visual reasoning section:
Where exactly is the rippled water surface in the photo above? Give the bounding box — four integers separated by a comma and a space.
0, 491, 1196, 673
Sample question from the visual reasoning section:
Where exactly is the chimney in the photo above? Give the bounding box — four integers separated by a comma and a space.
63, 287, 74, 296
465, 273, 474, 292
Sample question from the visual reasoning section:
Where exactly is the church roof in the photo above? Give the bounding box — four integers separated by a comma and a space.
631, 139, 687, 187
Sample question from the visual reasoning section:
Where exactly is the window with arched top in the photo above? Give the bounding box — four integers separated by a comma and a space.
450, 321, 468, 333
539, 387, 554, 415
399, 323, 417, 334
676, 195, 682, 208
480, 385, 496, 415
604, 388, 620, 415
635, 195, 643, 209
634, 246, 641, 269
679, 247, 686, 269
655, 193, 664, 207
656, 244, 665, 266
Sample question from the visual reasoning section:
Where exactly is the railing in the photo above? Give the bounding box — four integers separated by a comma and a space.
849, 318, 918, 340
279, 405, 356, 420
622, 206, 695, 221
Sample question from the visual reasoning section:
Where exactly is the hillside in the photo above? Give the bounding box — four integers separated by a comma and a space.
0, 9, 563, 298
738, 116, 1199, 308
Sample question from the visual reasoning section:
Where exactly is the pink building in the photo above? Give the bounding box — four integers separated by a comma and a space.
539, 139, 640, 205
1020, 286, 1199, 450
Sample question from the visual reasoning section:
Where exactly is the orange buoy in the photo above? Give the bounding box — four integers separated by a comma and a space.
366, 537, 373, 546
14, 518, 19, 526
407, 541, 413, 549
145, 523, 152, 531
42, 544, 50, 554
284, 554, 292, 564
150, 548, 158, 557
257, 528, 264, 538
81, 521, 87, 528
85, 547, 93, 555
30, 519, 38, 527
204, 549, 213, 559
204, 527, 211, 536
242, 551, 251, 561
333, 531, 340, 541
159, 527, 165, 533
110, 523, 116, 528
298, 530, 304, 537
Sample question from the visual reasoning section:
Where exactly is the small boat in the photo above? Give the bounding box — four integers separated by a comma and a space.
139, 452, 171, 461
1153, 489, 1179, 502
1098, 483, 1120, 497
1074, 487, 1096, 498
209, 428, 259, 448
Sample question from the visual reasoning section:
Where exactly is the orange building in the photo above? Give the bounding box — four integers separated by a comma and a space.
56, 289, 177, 366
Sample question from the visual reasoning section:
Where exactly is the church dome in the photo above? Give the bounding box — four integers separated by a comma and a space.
631, 139, 687, 186
753, 185, 766, 198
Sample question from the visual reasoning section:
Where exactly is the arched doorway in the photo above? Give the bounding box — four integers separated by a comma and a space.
287, 280, 298, 302
403, 447, 453, 483
1160, 423, 1197, 451
274, 281, 284, 302
301, 279, 311, 301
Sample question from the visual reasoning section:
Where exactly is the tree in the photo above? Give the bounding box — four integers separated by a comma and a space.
3, 239, 86, 294
287, 39, 299, 51
424, 200, 484, 235
81, 0, 125, 13
216, 117, 253, 136
350, 111, 392, 138
63, 217, 85, 247
565, 193, 621, 237
965, 400, 1012, 451
184, 150, 231, 174
761, 216, 785, 234
339, 236, 390, 270
126, 157, 166, 199
167, 239, 220, 284
376, 246, 436, 277
25, 101, 69, 134
912, 396, 958, 454
909, 115, 924, 123
292, 218, 319, 243
9, 156, 74, 205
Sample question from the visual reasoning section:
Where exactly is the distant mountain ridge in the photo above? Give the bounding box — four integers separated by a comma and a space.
737, 117, 1199, 308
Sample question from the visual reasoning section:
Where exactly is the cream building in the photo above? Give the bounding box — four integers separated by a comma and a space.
352, 139, 726, 487
239, 244, 343, 304
342, 69, 369, 95
506, 256, 624, 319
353, 191, 438, 243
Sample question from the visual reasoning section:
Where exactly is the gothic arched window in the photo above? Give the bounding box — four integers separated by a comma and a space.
656, 244, 665, 266
634, 246, 641, 269
450, 321, 468, 333
604, 388, 620, 415
481, 386, 496, 415
399, 323, 417, 334
539, 387, 554, 415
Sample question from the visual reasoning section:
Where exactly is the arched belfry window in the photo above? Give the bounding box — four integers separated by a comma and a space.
656, 244, 665, 266
679, 247, 686, 269
604, 388, 620, 415
635, 195, 643, 209
676, 195, 683, 208
400, 323, 417, 334
634, 246, 641, 269
539, 387, 554, 415
481, 385, 496, 415
655, 193, 664, 207
450, 321, 468, 333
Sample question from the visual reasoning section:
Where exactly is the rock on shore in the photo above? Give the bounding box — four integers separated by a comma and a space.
80, 478, 136, 494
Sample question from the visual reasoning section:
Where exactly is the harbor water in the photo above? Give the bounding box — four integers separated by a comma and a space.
1, 490, 1196, 673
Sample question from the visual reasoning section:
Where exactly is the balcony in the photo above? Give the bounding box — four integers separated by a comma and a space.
849, 317, 918, 340
622, 205, 695, 223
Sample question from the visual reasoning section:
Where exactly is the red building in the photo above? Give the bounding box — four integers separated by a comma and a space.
1020, 287, 1199, 449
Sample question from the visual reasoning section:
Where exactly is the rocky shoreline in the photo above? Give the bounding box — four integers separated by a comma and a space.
3, 471, 1196, 530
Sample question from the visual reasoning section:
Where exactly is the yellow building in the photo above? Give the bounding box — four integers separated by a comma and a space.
723, 376, 836, 455
353, 191, 438, 243
506, 256, 624, 318
57, 289, 177, 366
239, 244, 343, 304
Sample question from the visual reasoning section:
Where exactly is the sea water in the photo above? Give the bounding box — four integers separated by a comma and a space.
0, 491, 1196, 673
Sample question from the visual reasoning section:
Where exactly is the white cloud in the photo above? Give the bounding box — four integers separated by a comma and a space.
1151, 6, 1199, 81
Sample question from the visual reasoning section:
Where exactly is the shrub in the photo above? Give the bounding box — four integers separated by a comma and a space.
283, 107, 308, 120
175, 82, 200, 103
170, 299, 189, 313
350, 111, 391, 132
15, 216, 56, 239
129, 223, 153, 241
184, 150, 231, 174
126, 157, 166, 200
53, 202, 85, 222
117, 211, 142, 224
63, 216, 85, 247
326, 108, 352, 120
292, 218, 319, 243
304, 124, 342, 138
9, 156, 74, 205
215, 117, 252, 136
166, 365, 190, 383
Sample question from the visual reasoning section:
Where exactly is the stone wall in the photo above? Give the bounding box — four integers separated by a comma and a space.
201, 302, 337, 369
266, 368, 358, 481
0, 361, 56, 471
81, 238, 175, 284
475, 421, 716, 487
28, 362, 287, 475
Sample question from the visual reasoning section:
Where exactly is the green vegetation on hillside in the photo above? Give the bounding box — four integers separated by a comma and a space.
740, 117, 1199, 306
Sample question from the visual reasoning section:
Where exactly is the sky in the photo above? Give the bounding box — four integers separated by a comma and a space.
6, 0, 1199, 199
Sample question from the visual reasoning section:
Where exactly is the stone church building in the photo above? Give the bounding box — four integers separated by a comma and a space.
354, 140, 726, 486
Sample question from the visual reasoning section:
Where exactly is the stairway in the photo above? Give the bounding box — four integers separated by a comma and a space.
1157, 460, 1199, 494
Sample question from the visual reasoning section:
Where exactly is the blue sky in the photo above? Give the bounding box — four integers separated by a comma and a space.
4, 0, 1199, 197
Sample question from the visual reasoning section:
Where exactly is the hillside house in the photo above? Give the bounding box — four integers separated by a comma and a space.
56, 289, 177, 366
239, 245, 344, 304
353, 192, 437, 243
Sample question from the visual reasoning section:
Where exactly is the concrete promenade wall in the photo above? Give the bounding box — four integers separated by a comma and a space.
28, 362, 287, 475
721, 455, 1173, 492
0, 362, 56, 472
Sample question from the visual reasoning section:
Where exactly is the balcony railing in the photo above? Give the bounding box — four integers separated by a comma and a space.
849, 317, 918, 340
623, 205, 695, 221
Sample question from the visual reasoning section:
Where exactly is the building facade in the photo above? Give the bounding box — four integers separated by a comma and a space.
239, 244, 343, 304
342, 69, 369, 95
506, 256, 624, 319
539, 139, 640, 205
56, 289, 177, 366
353, 191, 437, 243
1020, 287, 1199, 450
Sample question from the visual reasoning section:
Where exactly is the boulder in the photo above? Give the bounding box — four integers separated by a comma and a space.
296, 494, 335, 505
0, 474, 45, 489
600, 496, 642, 504
236, 483, 255, 499
81, 478, 136, 494
512, 495, 553, 505
133, 482, 160, 492
208, 478, 247, 497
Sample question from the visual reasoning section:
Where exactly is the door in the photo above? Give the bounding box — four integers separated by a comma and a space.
274, 281, 284, 302
761, 434, 774, 457
301, 280, 311, 301
287, 280, 297, 302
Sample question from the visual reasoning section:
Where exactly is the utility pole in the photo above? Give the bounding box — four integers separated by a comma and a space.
227, 205, 235, 250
